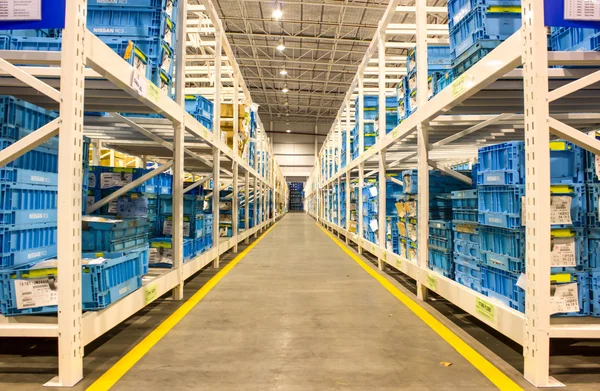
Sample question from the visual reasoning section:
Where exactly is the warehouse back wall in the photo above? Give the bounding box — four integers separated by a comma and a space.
270, 121, 328, 180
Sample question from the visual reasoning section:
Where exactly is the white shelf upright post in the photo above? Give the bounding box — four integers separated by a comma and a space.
358, 78, 365, 158
232, 73, 239, 253
358, 161, 364, 254
50, 0, 86, 386
171, 0, 187, 300
245, 170, 250, 244
213, 27, 222, 267
345, 101, 352, 243
378, 30, 387, 271
213, 146, 221, 267
416, 0, 430, 300
522, 0, 555, 387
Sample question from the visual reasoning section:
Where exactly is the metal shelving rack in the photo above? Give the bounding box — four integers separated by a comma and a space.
0, 0, 286, 386
305, 0, 600, 387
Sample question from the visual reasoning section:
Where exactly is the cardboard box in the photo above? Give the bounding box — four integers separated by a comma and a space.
220, 103, 247, 118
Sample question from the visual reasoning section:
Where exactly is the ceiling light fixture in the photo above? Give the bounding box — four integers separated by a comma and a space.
276, 37, 285, 51
272, 2, 283, 19
279, 66, 288, 76
286, 129, 291, 133
282, 83, 289, 93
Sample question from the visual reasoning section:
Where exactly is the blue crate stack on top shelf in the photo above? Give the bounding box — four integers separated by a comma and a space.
352, 96, 398, 160
404, 45, 452, 117
477, 140, 590, 316
447, 0, 522, 76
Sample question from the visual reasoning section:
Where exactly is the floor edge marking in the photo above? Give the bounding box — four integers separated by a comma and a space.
87, 223, 278, 391
317, 223, 523, 391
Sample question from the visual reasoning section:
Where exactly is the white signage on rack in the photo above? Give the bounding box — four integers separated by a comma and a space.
0, 0, 42, 21
550, 283, 580, 314
14, 279, 58, 309
565, 0, 600, 21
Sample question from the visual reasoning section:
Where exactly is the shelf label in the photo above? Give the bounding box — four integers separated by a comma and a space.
0, 0, 41, 21
550, 282, 580, 314
550, 196, 573, 225
395, 258, 402, 270
144, 283, 158, 305
426, 274, 437, 291
147, 83, 161, 104
14, 278, 57, 309
452, 74, 467, 98
131, 70, 148, 97
565, 0, 600, 21
382, 251, 387, 261
475, 297, 496, 323
551, 237, 577, 267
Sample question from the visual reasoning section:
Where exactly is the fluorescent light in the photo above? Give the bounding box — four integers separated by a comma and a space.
276, 38, 285, 51
286, 130, 291, 133
273, 3, 283, 19
280, 67, 288, 75
282, 84, 289, 93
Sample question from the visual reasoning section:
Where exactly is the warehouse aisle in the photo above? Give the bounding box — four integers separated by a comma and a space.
109, 214, 504, 390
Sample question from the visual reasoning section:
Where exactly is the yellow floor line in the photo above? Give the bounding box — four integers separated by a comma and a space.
87, 224, 277, 391
317, 223, 523, 391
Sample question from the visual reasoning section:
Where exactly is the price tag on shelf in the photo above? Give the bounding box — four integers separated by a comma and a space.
475, 297, 496, 324
427, 274, 438, 291
144, 283, 158, 305
452, 74, 467, 97
147, 82, 161, 104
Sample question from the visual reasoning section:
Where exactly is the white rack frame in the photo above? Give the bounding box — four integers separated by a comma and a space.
305, 0, 600, 387
0, 0, 287, 386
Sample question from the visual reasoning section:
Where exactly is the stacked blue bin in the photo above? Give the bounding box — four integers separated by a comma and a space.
218, 189, 234, 237
148, 237, 195, 268
353, 96, 398, 159
87, 0, 179, 92
477, 140, 589, 315
447, 0, 522, 76
185, 94, 214, 131
585, 133, 600, 317
1, 96, 90, 268
157, 193, 205, 243
404, 45, 452, 116
452, 189, 482, 292
399, 169, 472, 267
549, 27, 600, 52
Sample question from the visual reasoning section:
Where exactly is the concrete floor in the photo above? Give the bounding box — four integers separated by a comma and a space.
5, 213, 597, 390
110, 214, 502, 390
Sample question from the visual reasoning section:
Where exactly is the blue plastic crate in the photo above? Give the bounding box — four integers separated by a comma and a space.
0, 182, 57, 226
451, 39, 505, 76
117, 194, 150, 217
478, 184, 585, 228
428, 247, 453, 278
0, 96, 57, 130
453, 208, 478, 223
89, 166, 165, 193
158, 194, 203, 216
481, 266, 525, 312
153, 66, 172, 93
454, 270, 483, 293
99, 37, 153, 79
0, 123, 59, 150
551, 272, 590, 317
479, 226, 524, 273
87, 7, 175, 45
477, 141, 524, 185
148, 237, 194, 268
0, 249, 146, 316
84, 244, 149, 276
454, 253, 482, 279
0, 224, 57, 267
451, 189, 478, 209
592, 271, 600, 317
587, 229, 600, 269
82, 216, 149, 252
194, 236, 205, 254
204, 233, 213, 250
158, 214, 204, 239
448, 0, 522, 28
449, 5, 522, 60
453, 222, 479, 241
185, 94, 214, 121
435, 71, 454, 93
1, 139, 58, 174
407, 46, 452, 75
548, 140, 585, 185
88, 0, 175, 10
9, 36, 62, 52
0, 35, 10, 50
454, 237, 481, 260
549, 27, 600, 52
